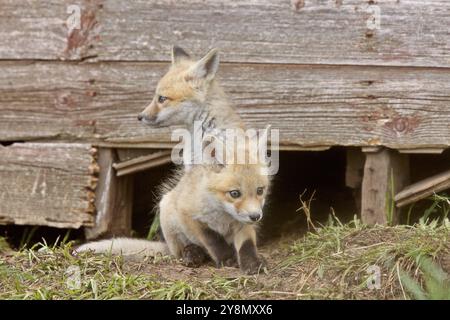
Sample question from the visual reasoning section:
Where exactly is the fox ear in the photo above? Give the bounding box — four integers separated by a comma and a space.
186, 48, 219, 81
171, 46, 190, 64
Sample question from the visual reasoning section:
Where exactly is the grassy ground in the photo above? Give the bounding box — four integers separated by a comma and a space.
1, 217, 449, 300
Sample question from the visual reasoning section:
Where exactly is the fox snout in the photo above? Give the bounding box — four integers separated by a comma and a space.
137, 112, 156, 123
248, 212, 262, 222
239, 205, 263, 223
138, 102, 159, 124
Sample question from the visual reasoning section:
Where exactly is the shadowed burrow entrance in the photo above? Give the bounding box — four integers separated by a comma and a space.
131, 149, 358, 245
131, 148, 450, 245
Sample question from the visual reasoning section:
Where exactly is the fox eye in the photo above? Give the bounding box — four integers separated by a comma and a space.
229, 190, 241, 199
158, 95, 168, 103
256, 187, 264, 196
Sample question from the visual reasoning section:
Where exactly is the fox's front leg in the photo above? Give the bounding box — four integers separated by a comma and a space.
188, 222, 237, 268
234, 225, 266, 275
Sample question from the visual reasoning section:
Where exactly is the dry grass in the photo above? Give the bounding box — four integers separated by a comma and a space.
0, 217, 449, 300
281, 217, 450, 299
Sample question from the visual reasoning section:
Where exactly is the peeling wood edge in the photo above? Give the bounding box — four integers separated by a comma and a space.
98, 141, 332, 152
86, 146, 99, 215
10, 140, 449, 154
0, 216, 95, 229
362, 146, 383, 153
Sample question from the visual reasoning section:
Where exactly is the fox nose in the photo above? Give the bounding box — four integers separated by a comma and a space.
249, 213, 262, 222
138, 113, 157, 123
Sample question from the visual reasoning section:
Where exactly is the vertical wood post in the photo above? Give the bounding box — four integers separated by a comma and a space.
345, 148, 365, 214
361, 148, 410, 225
85, 148, 133, 239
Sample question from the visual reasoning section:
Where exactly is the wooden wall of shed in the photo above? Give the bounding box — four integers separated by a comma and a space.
0, 0, 449, 150
0, 143, 98, 228
1, 0, 450, 230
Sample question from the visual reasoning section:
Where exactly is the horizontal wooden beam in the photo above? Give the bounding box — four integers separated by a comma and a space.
398, 148, 445, 154
0, 143, 98, 228
395, 169, 450, 208
113, 150, 172, 176
1, 1, 449, 68
1, 62, 450, 149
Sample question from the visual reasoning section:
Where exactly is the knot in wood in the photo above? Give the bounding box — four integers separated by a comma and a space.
291, 0, 305, 11
393, 118, 408, 133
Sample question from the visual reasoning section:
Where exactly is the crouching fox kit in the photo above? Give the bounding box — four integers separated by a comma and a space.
164, 162, 268, 273
76, 162, 269, 274
75, 47, 270, 274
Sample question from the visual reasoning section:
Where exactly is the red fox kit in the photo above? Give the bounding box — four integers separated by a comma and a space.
76, 161, 269, 274
137, 46, 244, 133
76, 47, 270, 274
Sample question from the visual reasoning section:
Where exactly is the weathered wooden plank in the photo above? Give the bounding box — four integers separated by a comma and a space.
1, 61, 450, 149
0, 0, 101, 61
395, 169, 450, 207
361, 148, 410, 225
84, 148, 133, 239
113, 150, 172, 176
346, 148, 365, 215
116, 149, 163, 162
0, 143, 98, 228
398, 148, 445, 154
0, 1, 449, 67
346, 148, 365, 189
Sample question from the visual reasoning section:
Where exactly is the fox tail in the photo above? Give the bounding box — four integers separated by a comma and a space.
74, 238, 169, 257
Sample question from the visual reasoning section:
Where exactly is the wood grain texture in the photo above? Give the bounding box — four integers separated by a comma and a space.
1, 1, 449, 67
346, 148, 365, 189
0, 143, 97, 228
113, 150, 172, 176
361, 148, 410, 225
395, 169, 450, 207
1, 61, 450, 149
85, 148, 133, 239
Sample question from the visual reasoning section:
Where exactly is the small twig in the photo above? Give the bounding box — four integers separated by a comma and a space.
297, 190, 317, 231
297, 266, 319, 293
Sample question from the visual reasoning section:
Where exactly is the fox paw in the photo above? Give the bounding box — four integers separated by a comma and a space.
240, 255, 267, 275
182, 244, 208, 268
217, 256, 239, 268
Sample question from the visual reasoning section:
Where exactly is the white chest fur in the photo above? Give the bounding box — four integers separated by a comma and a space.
194, 209, 238, 243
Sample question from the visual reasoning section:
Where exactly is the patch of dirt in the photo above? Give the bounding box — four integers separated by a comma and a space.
121, 234, 302, 297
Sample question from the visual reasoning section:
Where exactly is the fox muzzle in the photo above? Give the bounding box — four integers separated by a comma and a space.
248, 213, 262, 222
138, 112, 157, 124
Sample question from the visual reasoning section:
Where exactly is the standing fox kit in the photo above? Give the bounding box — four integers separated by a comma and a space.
76, 47, 269, 274
137, 46, 244, 132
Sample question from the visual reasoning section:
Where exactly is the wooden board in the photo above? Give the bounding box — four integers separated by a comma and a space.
361, 148, 410, 225
395, 169, 450, 207
1, 1, 449, 68
1, 62, 450, 149
85, 148, 133, 239
0, 143, 98, 228
113, 150, 172, 176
